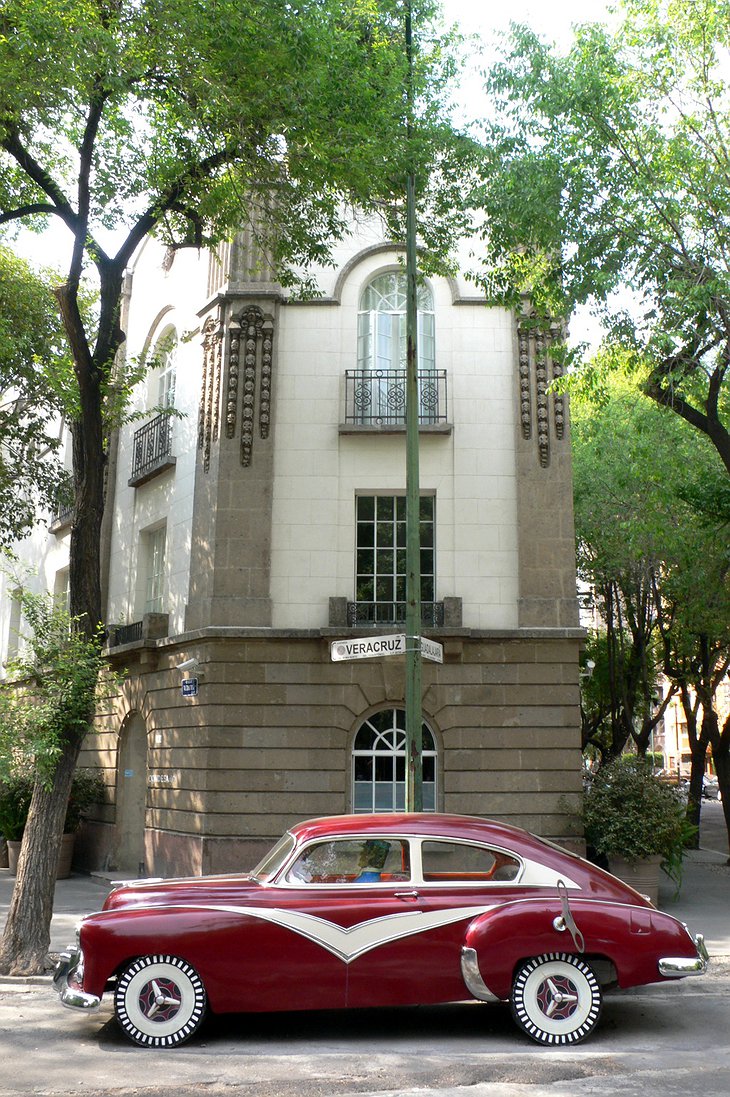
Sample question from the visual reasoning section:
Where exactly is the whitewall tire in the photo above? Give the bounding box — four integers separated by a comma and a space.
114, 954, 207, 1048
510, 953, 602, 1045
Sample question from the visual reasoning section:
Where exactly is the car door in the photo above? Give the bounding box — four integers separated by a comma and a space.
346, 837, 523, 1008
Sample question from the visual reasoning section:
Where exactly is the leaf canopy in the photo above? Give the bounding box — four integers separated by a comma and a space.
477, 0, 730, 472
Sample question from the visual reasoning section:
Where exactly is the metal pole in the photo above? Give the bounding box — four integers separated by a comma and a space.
404, 2, 422, 813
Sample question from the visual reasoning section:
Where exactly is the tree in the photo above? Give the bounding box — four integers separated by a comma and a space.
0, 0, 470, 973
570, 351, 730, 848
477, 0, 730, 474
571, 354, 679, 761
0, 246, 71, 543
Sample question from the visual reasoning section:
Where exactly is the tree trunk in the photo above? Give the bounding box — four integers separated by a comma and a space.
0, 744, 81, 974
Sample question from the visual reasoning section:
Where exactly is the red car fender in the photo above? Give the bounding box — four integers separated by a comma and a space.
462, 897, 699, 1000
79, 905, 251, 1002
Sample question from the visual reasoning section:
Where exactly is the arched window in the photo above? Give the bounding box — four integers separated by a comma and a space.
357, 272, 434, 374
355, 272, 437, 426
352, 708, 437, 813
152, 326, 177, 410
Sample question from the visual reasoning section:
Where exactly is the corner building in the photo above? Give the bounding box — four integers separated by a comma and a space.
69, 220, 584, 875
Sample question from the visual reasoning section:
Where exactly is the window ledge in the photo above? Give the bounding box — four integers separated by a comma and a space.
338, 423, 452, 436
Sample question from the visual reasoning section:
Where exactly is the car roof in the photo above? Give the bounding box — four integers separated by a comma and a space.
288, 813, 552, 854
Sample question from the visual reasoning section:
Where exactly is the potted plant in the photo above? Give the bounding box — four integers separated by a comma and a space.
583, 755, 694, 904
0, 769, 103, 878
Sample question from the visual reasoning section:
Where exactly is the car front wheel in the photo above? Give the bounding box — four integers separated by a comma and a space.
510, 953, 602, 1045
114, 954, 207, 1047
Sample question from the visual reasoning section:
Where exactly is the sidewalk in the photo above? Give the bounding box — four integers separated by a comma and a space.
0, 840, 727, 978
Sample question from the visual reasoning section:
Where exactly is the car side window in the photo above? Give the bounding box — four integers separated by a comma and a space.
286, 838, 411, 885
421, 841, 520, 883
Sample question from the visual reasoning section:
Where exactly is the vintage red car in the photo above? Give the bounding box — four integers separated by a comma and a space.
54, 813, 708, 1047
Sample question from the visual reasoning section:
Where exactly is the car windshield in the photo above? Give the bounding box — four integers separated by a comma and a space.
250, 832, 297, 882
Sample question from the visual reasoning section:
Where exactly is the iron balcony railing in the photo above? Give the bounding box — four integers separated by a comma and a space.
347, 601, 445, 628
344, 369, 447, 426
110, 620, 144, 647
131, 412, 173, 481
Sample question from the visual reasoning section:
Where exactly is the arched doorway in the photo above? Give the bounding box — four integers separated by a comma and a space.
115, 713, 148, 873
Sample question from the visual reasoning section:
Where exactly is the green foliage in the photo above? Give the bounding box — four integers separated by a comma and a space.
571, 349, 730, 758
583, 756, 694, 884
0, 0, 472, 281
0, 591, 114, 786
0, 246, 73, 543
0, 773, 32, 841
478, 0, 730, 473
0, 768, 104, 839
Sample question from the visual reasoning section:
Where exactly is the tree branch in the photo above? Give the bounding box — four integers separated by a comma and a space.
113, 144, 240, 270
2, 130, 78, 229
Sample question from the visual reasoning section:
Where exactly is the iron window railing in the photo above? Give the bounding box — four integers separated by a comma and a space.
344, 370, 447, 426
131, 412, 173, 481
347, 601, 444, 628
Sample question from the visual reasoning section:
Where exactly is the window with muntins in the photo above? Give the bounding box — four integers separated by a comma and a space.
355, 494, 435, 625
142, 525, 166, 614
352, 708, 437, 812
352, 272, 441, 426
357, 272, 434, 373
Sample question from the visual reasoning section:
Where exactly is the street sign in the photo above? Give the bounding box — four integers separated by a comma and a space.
420, 637, 444, 664
181, 677, 199, 697
331, 634, 406, 662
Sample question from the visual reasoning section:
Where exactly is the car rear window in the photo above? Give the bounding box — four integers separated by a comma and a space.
421, 840, 520, 882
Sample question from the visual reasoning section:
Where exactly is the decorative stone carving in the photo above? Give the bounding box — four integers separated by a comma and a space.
200, 303, 276, 470
199, 313, 224, 473
515, 313, 566, 468
226, 320, 241, 439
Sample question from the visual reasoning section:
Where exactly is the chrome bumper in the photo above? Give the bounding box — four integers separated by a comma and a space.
53, 947, 101, 1012
659, 933, 709, 978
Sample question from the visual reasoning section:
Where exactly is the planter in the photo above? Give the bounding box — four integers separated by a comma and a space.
7, 833, 75, 879
609, 854, 662, 906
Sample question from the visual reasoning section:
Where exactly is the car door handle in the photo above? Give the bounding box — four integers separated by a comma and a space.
394, 890, 420, 901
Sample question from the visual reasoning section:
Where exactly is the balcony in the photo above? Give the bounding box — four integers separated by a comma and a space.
340, 370, 450, 433
48, 475, 75, 534
129, 413, 176, 487
108, 613, 169, 649
346, 601, 445, 628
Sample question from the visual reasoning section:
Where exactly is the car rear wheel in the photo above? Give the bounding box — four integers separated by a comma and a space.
510, 953, 602, 1045
114, 954, 207, 1047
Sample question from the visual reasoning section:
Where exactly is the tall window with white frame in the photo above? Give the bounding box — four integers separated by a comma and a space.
155, 331, 177, 411
355, 271, 436, 425
352, 708, 437, 812
354, 494, 435, 626
142, 525, 166, 615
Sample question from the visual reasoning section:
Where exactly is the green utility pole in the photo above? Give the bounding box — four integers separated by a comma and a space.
404, 1, 422, 813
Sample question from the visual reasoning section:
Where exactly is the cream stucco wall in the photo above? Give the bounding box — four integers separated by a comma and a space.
269, 244, 519, 629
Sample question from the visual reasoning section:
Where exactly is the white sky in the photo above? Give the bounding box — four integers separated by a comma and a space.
441, 0, 618, 126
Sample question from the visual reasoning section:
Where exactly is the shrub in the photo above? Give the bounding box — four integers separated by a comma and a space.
583, 755, 695, 886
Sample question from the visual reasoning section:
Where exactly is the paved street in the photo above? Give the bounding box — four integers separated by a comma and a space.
0, 801, 727, 1097
2, 970, 730, 1097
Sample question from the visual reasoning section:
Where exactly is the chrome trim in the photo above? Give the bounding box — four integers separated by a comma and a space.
53, 947, 101, 1012
460, 946, 503, 1003
659, 934, 709, 978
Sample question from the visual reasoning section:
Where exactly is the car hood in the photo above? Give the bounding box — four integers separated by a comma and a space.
102, 873, 263, 912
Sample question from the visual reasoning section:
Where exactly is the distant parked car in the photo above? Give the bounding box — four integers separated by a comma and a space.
703, 776, 720, 800
54, 813, 708, 1048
